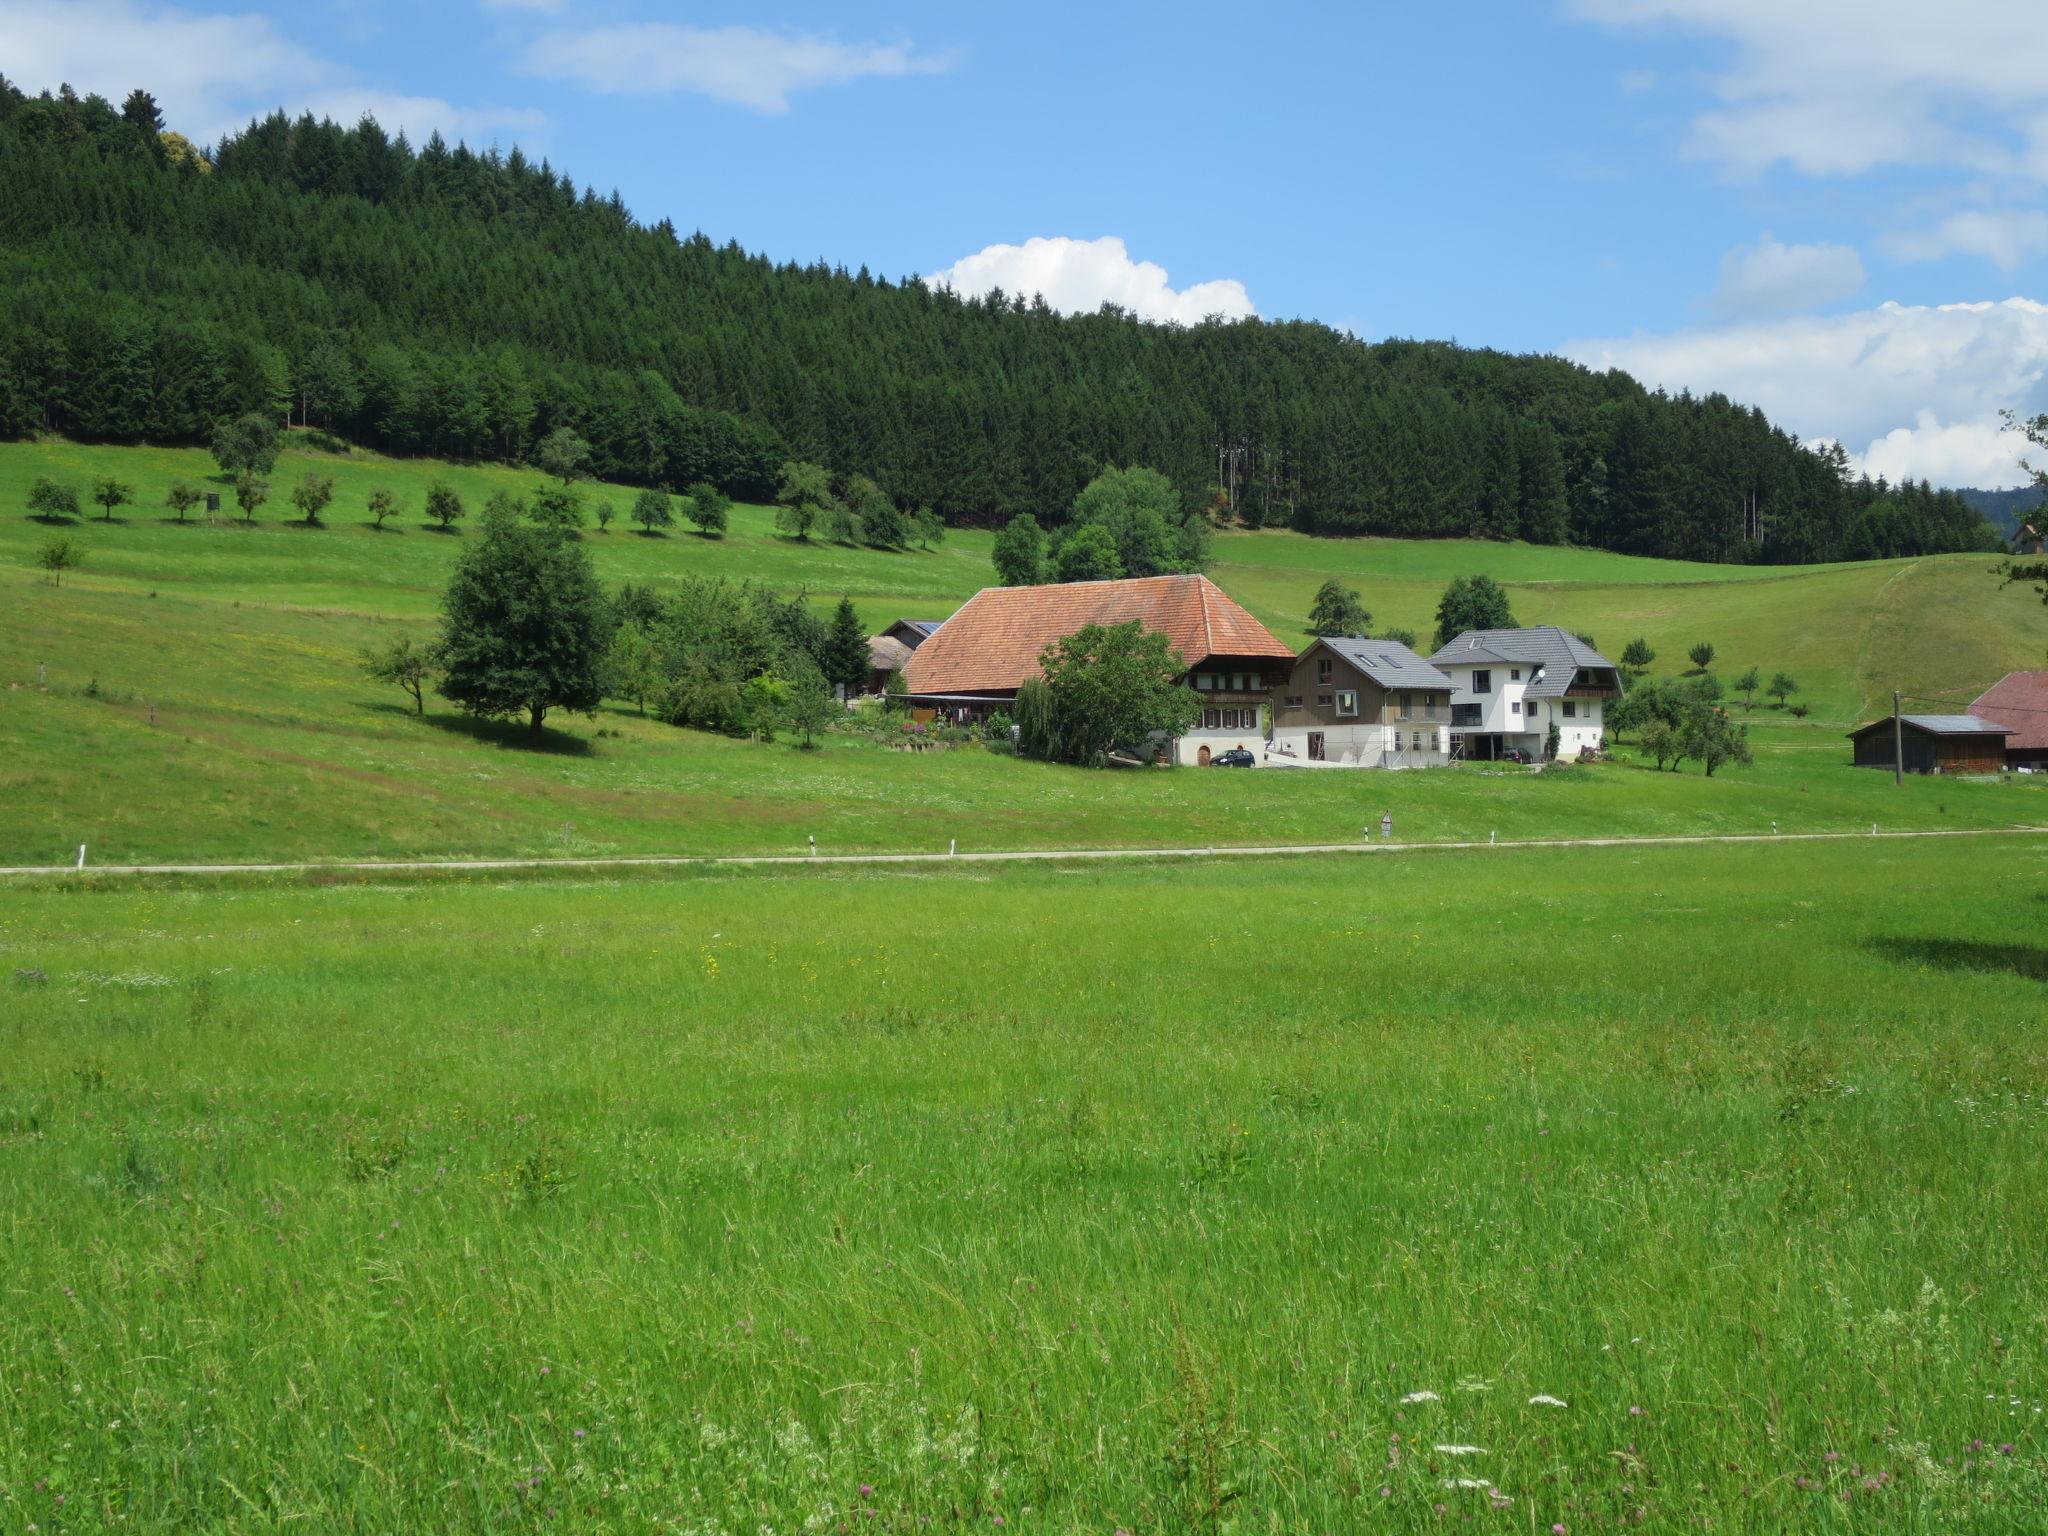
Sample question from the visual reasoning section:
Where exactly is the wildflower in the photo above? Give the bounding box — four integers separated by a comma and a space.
1628, 1405, 1643, 1417
859, 1484, 873, 1497
573, 1429, 585, 1439
1554, 1525, 1568, 1534
1400, 1390, 1440, 1404
1825, 1451, 1841, 1462
1441, 1477, 1493, 1489
1434, 1444, 1485, 1456
1528, 1394, 1568, 1408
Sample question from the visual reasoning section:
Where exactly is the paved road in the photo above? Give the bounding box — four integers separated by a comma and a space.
1, 824, 2039, 882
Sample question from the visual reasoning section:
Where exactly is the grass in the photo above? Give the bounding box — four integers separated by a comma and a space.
5, 438, 2048, 867
3, 838, 2047, 1531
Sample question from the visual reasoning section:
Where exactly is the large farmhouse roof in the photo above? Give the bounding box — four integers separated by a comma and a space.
1971, 672, 2048, 751
903, 574, 1292, 696
1848, 714, 2011, 739
1314, 636, 1454, 691
1428, 626, 1619, 699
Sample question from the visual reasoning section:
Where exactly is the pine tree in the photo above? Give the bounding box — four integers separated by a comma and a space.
824, 597, 869, 696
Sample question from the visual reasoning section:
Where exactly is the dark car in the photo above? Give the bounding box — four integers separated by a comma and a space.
1209, 747, 1257, 768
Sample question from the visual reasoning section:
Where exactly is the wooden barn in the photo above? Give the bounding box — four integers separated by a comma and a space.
1847, 714, 2012, 774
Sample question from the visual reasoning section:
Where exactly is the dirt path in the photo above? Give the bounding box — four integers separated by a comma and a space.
2, 824, 2041, 883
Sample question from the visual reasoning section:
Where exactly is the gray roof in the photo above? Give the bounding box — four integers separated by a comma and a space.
1315, 636, 1454, 690
899, 619, 944, 639
1851, 714, 2012, 737
1427, 626, 1620, 699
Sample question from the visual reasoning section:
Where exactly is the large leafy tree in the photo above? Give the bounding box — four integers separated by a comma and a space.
774, 460, 835, 542
210, 413, 279, 477
436, 502, 609, 741
534, 427, 591, 485
992, 513, 1046, 586
91, 477, 133, 522
683, 482, 730, 536
1055, 522, 1123, 583
1062, 466, 1208, 577
1431, 574, 1516, 649
1306, 579, 1371, 637
1030, 620, 1201, 765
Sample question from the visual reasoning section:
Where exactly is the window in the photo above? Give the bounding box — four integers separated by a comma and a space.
1431, 731, 1441, 752
1335, 690, 1359, 717
1203, 709, 1219, 729
1284, 694, 1303, 707
1510, 701, 1521, 715
1317, 692, 1332, 705
1510, 668, 1521, 681
1472, 669, 1492, 694
1562, 701, 1576, 718
1316, 658, 1333, 684
1231, 673, 1247, 692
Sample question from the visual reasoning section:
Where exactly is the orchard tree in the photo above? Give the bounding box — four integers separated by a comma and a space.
603, 623, 661, 716
858, 490, 907, 548
784, 672, 840, 749
992, 512, 1046, 585
684, 482, 730, 536
1734, 666, 1760, 708
1620, 637, 1655, 677
361, 633, 438, 714
1640, 718, 1679, 770
37, 536, 81, 586
1680, 703, 1752, 776
233, 473, 268, 523
632, 487, 674, 535
164, 481, 204, 524
289, 471, 335, 525
436, 501, 609, 742
211, 412, 280, 477
28, 477, 80, 521
774, 460, 836, 542
425, 482, 465, 531
594, 500, 615, 533
910, 507, 945, 549
1688, 641, 1715, 671
534, 427, 591, 485
1432, 574, 1515, 649
1766, 672, 1800, 709
91, 477, 133, 522
1306, 579, 1371, 637
529, 484, 584, 534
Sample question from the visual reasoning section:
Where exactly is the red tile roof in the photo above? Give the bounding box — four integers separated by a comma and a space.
1971, 671, 2048, 751
904, 574, 1293, 696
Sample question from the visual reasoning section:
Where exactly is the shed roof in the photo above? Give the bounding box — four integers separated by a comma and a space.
1970, 671, 2048, 751
903, 574, 1292, 697
1427, 626, 1620, 698
885, 619, 944, 644
867, 634, 915, 674
1313, 636, 1454, 691
1847, 713, 2012, 739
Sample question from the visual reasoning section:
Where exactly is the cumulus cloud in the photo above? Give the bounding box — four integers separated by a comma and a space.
1566, 297, 2048, 487
927, 237, 1257, 325
1709, 233, 1864, 316
1569, 0, 2048, 181
1887, 210, 2048, 272
0, 0, 541, 147
516, 24, 953, 113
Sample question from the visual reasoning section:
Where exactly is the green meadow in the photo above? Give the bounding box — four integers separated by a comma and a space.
3, 839, 2047, 1532
4, 438, 2047, 868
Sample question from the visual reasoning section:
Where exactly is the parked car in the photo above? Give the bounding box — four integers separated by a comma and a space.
1209, 747, 1257, 768
1498, 747, 1535, 764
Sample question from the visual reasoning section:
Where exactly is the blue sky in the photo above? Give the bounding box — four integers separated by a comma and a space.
9, 0, 2048, 486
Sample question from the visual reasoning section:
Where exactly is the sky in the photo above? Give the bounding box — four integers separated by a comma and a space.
6, 0, 2048, 489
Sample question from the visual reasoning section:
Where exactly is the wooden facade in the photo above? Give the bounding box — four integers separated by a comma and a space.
1848, 719, 2009, 774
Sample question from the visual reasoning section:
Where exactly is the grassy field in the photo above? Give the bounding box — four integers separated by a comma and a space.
3, 838, 2046, 1532
4, 436, 2047, 868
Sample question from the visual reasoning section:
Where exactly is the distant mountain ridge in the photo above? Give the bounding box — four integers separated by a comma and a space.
1958, 486, 2046, 539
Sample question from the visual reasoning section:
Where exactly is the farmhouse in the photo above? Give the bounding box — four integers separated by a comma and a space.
900, 574, 1295, 762
1428, 627, 1623, 761
1969, 672, 2048, 769
1848, 714, 2012, 774
1267, 637, 1455, 766
865, 618, 942, 695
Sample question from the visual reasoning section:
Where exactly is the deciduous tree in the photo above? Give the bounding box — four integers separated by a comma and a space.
37, 535, 80, 586
1432, 574, 1515, 649
1688, 641, 1715, 671
211, 412, 279, 477
992, 512, 1045, 585
91, 477, 133, 522
534, 427, 591, 485
632, 487, 673, 535
1306, 579, 1371, 637
425, 481, 464, 531
367, 488, 399, 530
684, 482, 730, 536
1030, 620, 1201, 765
233, 473, 268, 522
1055, 522, 1123, 583
775, 461, 835, 542
288, 471, 335, 525
361, 633, 438, 714
165, 481, 204, 523
28, 477, 79, 522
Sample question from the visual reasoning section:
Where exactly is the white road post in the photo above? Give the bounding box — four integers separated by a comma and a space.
807, 835, 816, 857
949, 839, 956, 856
76, 844, 86, 870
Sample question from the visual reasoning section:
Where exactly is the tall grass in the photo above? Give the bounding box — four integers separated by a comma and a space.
3, 840, 2046, 1530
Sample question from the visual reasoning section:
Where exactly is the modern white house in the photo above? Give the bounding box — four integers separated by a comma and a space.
1428, 627, 1624, 761
1266, 637, 1456, 767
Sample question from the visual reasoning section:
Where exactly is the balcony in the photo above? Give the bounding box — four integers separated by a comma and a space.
1383, 706, 1449, 724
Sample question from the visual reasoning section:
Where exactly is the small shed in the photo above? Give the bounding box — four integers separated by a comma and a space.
1847, 714, 2011, 774
1970, 672, 2048, 769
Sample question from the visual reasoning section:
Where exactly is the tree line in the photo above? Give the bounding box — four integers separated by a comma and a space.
0, 78, 2002, 565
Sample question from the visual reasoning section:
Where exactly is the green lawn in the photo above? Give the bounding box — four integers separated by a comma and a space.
4, 839, 2046, 1532
4, 436, 2047, 868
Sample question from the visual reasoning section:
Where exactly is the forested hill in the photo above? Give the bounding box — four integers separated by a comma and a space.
0, 81, 2001, 565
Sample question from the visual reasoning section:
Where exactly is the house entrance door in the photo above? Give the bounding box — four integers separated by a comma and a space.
1307, 732, 1325, 761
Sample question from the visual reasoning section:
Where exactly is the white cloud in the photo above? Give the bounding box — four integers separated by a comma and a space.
1565, 297, 2048, 487
0, 0, 539, 147
295, 90, 545, 147
927, 236, 1257, 325
1568, 0, 2048, 181
516, 24, 953, 113
1618, 68, 1658, 95
1709, 233, 1864, 315
1887, 210, 2048, 272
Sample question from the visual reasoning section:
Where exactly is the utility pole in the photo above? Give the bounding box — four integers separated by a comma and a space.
1893, 691, 1903, 786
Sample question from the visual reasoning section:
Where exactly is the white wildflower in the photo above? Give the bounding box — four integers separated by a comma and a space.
1528, 1394, 1568, 1408
1434, 1444, 1485, 1456
1441, 1477, 1495, 1489
1400, 1390, 1440, 1404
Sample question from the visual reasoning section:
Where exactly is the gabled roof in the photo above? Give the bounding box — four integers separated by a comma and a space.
1971, 671, 2048, 751
1427, 626, 1620, 698
1848, 714, 2012, 738
1311, 636, 1454, 691
903, 574, 1293, 696
885, 619, 944, 643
